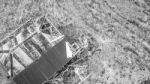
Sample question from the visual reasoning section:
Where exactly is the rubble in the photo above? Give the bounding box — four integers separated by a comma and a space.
1, 0, 150, 84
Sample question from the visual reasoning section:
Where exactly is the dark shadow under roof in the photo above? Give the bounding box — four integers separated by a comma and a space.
13, 38, 71, 84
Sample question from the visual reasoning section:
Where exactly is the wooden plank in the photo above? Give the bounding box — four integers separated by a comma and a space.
20, 44, 35, 61
0, 50, 10, 53
13, 53, 26, 68
10, 54, 13, 77
10, 32, 38, 53
0, 19, 34, 47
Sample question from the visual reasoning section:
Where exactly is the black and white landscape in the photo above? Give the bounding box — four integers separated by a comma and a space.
0, 0, 150, 84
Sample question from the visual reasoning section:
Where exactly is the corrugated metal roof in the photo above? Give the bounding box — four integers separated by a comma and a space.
13, 38, 71, 84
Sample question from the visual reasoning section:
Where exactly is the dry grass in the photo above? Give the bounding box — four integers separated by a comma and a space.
0, 0, 150, 84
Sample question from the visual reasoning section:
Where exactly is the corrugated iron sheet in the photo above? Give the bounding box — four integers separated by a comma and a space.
13, 38, 71, 84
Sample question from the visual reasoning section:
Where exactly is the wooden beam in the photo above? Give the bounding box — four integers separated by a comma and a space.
10, 32, 38, 53
0, 19, 34, 47
0, 50, 10, 53
10, 53, 13, 77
